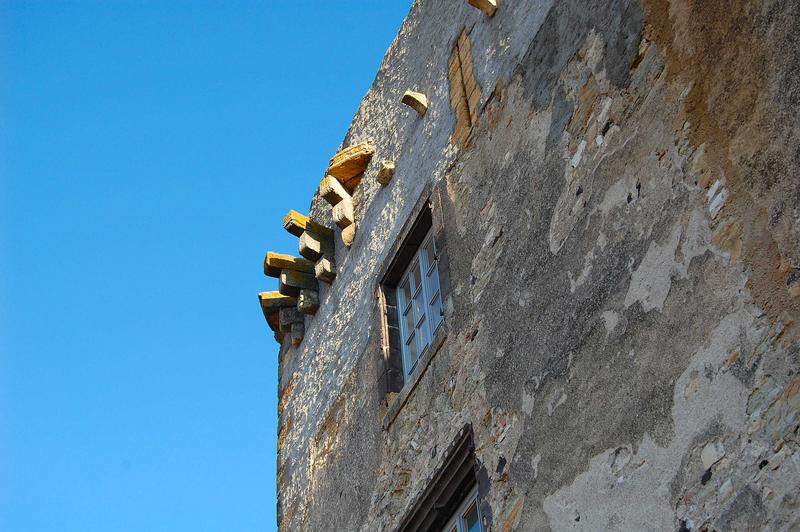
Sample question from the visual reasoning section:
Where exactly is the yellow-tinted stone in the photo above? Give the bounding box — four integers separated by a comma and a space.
341, 224, 356, 248
282, 210, 334, 239
263, 252, 314, 277
326, 143, 375, 192
376, 160, 395, 186
401, 90, 428, 115
332, 197, 354, 229
467, 0, 497, 16
319, 175, 351, 206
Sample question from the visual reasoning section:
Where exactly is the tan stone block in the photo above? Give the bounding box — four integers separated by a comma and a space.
327, 142, 375, 183
319, 175, 350, 206
263, 251, 314, 277
458, 38, 473, 66
264, 309, 279, 332
467, 0, 497, 16
453, 97, 471, 125
449, 71, 465, 104
258, 291, 297, 310
297, 289, 320, 315
258, 292, 295, 332
463, 77, 477, 105
315, 256, 336, 284
282, 210, 334, 239
461, 50, 475, 81
341, 224, 356, 248
332, 197, 355, 229
298, 229, 334, 262
401, 90, 428, 116
376, 160, 395, 186
279, 269, 318, 297
448, 52, 461, 78
468, 86, 481, 120
457, 31, 469, 50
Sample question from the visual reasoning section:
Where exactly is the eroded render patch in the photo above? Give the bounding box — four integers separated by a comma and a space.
543, 308, 762, 529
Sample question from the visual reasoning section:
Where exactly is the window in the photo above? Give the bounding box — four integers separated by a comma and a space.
397, 425, 483, 532
395, 228, 443, 379
377, 190, 451, 411
442, 486, 483, 532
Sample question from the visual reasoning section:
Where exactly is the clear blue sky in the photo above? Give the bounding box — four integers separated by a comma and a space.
0, 2, 410, 530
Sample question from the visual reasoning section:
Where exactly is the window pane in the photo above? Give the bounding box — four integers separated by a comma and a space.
427, 265, 440, 302
416, 324, 428, 357
413, 289, 425, 326
429, 293, 442, 331
400, 279, 412, 310
464, 501, 480, 532
417, 316, 430, 353
403, 308, 415, 340
423, 237, 436, 274
411, 262, 421, 294
405, 332, 418, 370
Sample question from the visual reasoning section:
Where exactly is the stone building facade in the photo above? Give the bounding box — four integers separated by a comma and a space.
262, 0, 800, 530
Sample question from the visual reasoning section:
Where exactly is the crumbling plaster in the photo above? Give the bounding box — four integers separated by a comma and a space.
275, 1, 800, 530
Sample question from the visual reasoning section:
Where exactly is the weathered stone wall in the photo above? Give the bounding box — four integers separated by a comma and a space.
275, 0, 800, 530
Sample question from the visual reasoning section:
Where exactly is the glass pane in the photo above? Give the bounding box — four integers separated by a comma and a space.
411, 261, 421, 294
405, 332, 418, 369
403, 308, 415, 340
416, 317, 429, 354
400, 279, 412, 311
464, 501, 480, 532
429, 293, 442, 330
427, 265, 440, 302
413, 289, 425, 327
423, 237, 436, 274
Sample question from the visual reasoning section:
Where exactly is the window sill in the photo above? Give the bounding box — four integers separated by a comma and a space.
382, 322, 448, 430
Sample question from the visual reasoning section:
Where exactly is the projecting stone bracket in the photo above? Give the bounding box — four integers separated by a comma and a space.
401, 90, 428, 115
467, 0, 497, 17
279, 269, 319, 298
315, 257, 336, 284
297, 289, 320, 315
322, 143, 375, 249
258, 291, 298, 344
376, 160, 395, 186
326, 142, 375, 193
279, 307, 305, 346
319, 175, 357, 248
263, 251, 314, 278
282, 210, 337, 283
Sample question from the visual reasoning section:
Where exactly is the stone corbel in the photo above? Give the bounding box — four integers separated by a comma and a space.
258, 291, 298, 343
282, 210, 337, 284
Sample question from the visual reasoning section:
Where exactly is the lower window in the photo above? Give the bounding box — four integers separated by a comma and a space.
397, 425, 483, 532
442, 486, 483, 532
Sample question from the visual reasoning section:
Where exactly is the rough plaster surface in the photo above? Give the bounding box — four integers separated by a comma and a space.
274, 1, 800, 530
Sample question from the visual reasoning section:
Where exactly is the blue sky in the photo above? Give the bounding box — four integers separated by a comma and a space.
0, 1, 411, 530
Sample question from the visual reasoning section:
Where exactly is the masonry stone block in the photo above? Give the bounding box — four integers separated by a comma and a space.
297, 289, 320, 315
314, 256, 336, 284
332, 197, 355, 229
376, 160, 395, 186
401, 90, 428, 115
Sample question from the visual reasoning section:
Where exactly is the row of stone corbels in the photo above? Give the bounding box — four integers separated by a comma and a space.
257, 0, 498, 344
258, 211, 337, 345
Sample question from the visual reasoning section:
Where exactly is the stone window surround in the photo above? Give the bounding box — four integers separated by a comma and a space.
377, 182, 452, 429
396, 424, 482, 532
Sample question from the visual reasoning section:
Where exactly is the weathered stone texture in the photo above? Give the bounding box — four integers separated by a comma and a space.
274, 1, 800, 530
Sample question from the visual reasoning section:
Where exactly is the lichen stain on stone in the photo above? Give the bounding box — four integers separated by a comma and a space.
643, 0, 800, 338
